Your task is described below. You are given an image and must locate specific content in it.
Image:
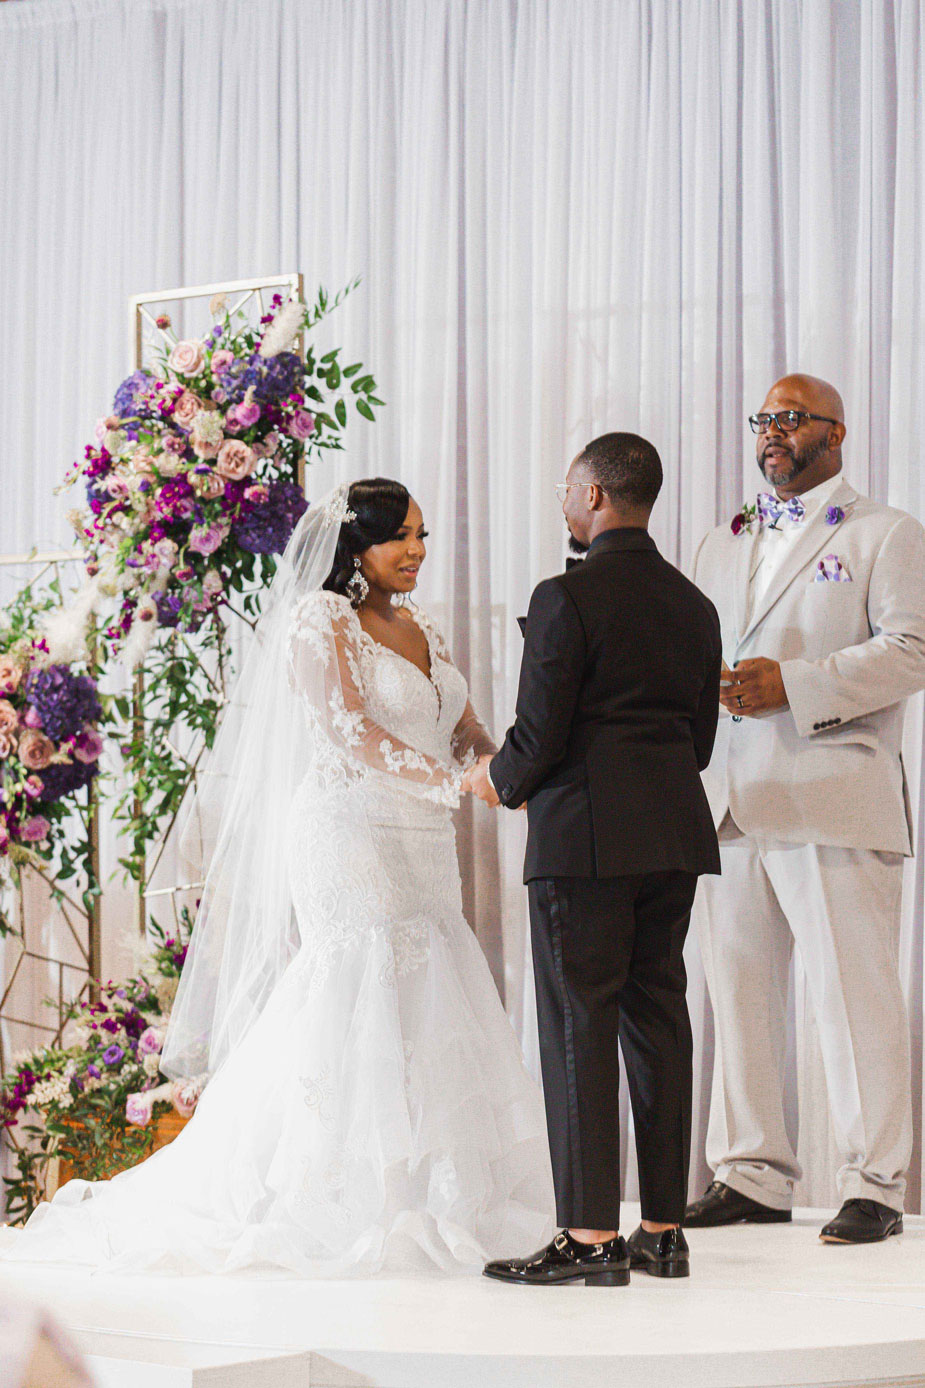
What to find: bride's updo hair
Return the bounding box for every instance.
[322,478,412,597]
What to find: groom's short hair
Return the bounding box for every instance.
[578,432,663,510]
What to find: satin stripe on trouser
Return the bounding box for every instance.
[696,826,912,1212]
[528,871,697,1229]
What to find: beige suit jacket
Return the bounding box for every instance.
[692,478,925,854]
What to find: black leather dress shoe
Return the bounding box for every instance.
[684,1180,792,1228]
[820,1199,904,1244]
[483,1230,630,1286]
[626,1225,690,1278]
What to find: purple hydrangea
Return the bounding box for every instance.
[113,370,156,419]
[154,590,205,633]
[219,350,303,405]
[26,665,102,741]
[37,758,98,804]
[234,480,308,555]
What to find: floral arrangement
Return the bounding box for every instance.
[0,915,195,1221]
[0,579,103,903]
[61,283,381,666]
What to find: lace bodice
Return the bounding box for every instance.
[287,591,495,808]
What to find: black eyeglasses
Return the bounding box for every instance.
[748,410,840,435]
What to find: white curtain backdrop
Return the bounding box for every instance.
[1,0,923,1212]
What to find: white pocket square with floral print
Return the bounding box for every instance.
[812,553,852,582]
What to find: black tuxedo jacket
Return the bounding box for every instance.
[490,528,723,881]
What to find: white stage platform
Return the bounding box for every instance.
[2,1205,925,1388]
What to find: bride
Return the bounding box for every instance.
[5,478,554,1277]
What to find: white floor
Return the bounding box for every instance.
[2,1206,925,1388]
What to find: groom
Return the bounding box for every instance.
[467,433,722,1285]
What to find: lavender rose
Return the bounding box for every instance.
[20,815,50,843]
[73,727,104,765]
[138,1027,165,1056]
[215,439,256,481]
[18,729,55,771]
[168,340,206,377]
[288,409,316,440]
[188,523,227,556]
[126,1092,153,1127]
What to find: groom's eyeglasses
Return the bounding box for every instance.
[748,410,840,435]
[554,482,592,501]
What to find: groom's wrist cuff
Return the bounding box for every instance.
[488,758,512,804]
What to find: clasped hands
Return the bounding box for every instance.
[720,657,788,717]
[460,754,502,807]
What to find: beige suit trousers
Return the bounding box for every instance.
[696,821,912,1212]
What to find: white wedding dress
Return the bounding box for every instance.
[6,593,554,1278]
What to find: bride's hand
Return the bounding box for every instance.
[461,754,500,807]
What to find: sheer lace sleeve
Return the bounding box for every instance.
[287,591,463,806]
[412,609,497,767]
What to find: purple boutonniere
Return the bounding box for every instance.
[731,501,757,536]
[825,505,844,525]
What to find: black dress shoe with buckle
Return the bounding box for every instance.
[626,1224,690,1278]
[819,1199,904,1244]
[684,1180,792,1228]
[483,1230,631,1286]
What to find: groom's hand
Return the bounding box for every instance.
[720,657,788,717]
[461,754,501,807]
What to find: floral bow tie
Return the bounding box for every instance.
[757,492,805,527]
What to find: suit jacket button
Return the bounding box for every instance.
[834,717,841,725]
[813,722,821,730]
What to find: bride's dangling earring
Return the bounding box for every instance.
[347,556,369,608]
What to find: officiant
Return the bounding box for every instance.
[686,374,925,1244]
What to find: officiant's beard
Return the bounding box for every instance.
[568,532,589,555]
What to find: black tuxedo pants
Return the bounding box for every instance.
[528,870,697,1229]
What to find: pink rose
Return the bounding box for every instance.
[132,450,157,479]
[105,475,130,499]
[190,469,226,500]
[24,775,43,798]
[154,538,179,567]
[168,340,205,377]
[0,657,23,695]
[202,569,224,598]
[74,727,104,764]
[20,815,50,844]
[22,706,43,729]
[215,439,256,481]
[126,1092,153,1127]
[171,1077,203,1119]
[288,409,316,441]
[210,350,234,375]
[138,1026,165,1056]
[232,400,261,428]
[0,699,17,734]
[188,523,227,556]
[252,431,280,459]
[0,730,15,760]
[244,484,269,504]
[18,729,55,770]
[174,390,203,430]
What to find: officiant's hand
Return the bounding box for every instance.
[461,754,501,807]
[720,657,788,717]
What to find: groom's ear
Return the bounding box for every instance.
[588,481,607,511]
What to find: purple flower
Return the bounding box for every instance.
[825,505,844,525]
[25,666,102,741]
[730,513,745,535]
[102,1044,124,1067]
[37,758,97,804]
[219,350,303,406]
[86,1064,101,1079]
[113,370,156,419]
[101,1017,120,1034]
[234,480,308,555]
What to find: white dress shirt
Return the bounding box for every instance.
[746,472,845,625]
